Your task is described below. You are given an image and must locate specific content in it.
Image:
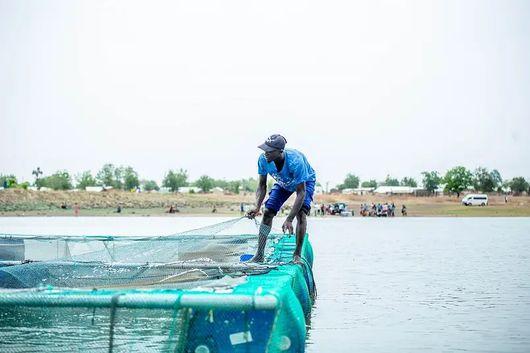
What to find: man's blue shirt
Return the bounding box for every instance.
[258,149,316,192]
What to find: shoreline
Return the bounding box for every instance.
[1,189,529,217]
[1,206,529,218]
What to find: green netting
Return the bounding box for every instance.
[0,218,283,289]
[0,218,315,353]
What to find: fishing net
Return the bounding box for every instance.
[0,218,283,289]
[0,217,315,353]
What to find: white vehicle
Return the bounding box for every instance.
[461,194,488,206]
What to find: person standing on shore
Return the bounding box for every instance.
[246,134,316,263]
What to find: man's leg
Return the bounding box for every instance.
[293,210,307,263]
[250,184,292,262]
[293,180,314,263]
[250,208,275,262]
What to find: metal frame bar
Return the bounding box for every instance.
[0,233,282,242]
[0,291,278,310]
[0,260,280,271]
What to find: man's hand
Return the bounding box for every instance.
[282,219,294,234]
[246,208,261,219]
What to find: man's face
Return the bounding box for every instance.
[265,149,282,163]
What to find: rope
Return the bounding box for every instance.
[108,293,123,353]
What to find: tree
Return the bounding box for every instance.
[444,166,472,197]
[509,177,528,196]
[400,177,417,187]
[75,171,97,190]
[490,169,503,193]
[501,179,511,193]
[213,179,229,189]
[96,164,120,188]
[195,175,215,193]
[122,166,139,190]
[32,167,43,188]
[0,174,17,188]
[240,178,258,192]
[226,180,241,194]
[361,179,377,188]
[473,167,502,193]
[113,166,124,189]
[421,171,441,194]
[383,175,400,186]
[142,180,159,192]
[338,173,360,190]
[162,169,188,192]
[40,170,73,190]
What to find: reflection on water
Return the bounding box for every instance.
[1,217,530,352]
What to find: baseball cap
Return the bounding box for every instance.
[258,134,287,152]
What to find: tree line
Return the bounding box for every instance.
[1,164,529,196]
[337,166,529,196]
[0,164,261,194]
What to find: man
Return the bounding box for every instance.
[246,134,316,263]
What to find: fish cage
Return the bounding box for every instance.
[0,219,315,353]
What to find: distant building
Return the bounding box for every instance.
[85,186,113,192]
[341,187,374,195]
[211,187,224,194]
[374,186,419,195]
[179,186,201,193]
[434,185,445,196]
[86,186,105,192]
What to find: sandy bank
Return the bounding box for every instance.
[0,189,529,217]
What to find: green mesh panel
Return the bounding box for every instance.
[0,218,315,353]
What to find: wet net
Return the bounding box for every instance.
[0,217,316,353]
[0,218,284,289]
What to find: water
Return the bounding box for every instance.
[307,217,530,353]
[1,217,530,352]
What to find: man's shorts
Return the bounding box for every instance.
[264,180,315,215]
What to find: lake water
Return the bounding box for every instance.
[1,216,530,352]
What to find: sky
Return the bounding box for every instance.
[1,0,529,187]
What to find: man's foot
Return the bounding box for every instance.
[292,254,303,264]
[247,255,264,263]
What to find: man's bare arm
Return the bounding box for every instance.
[247,175,267,218]
[281,182,306,234]
[287,182,306,222]
[255,175,267,209]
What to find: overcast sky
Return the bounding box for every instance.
[1,0,529,187]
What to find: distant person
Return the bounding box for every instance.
[116,204,122,213]
[246,134,316,263]
[73,203,80,216]
[212,205,217,213]
[240,203,245,215]
[504,196,508,203]
[401,204,407,216]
